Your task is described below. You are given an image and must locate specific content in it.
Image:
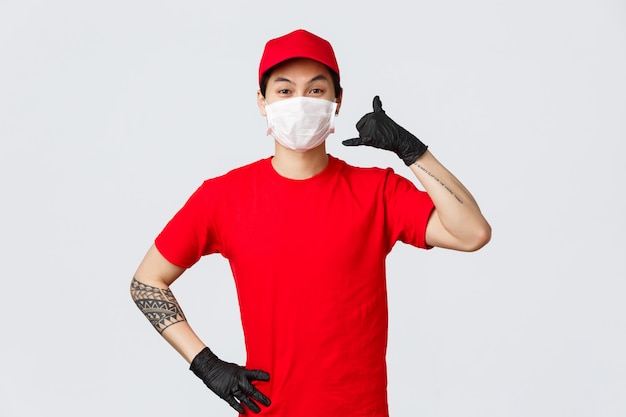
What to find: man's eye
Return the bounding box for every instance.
[310,88,323,94]
[278,89,290,94]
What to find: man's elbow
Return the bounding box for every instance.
[464,222,492,252]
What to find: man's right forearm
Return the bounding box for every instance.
[131,277,187,334]
[130,246,271,413]
[131,276,206,363]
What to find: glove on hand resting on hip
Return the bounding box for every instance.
[190,347,271,414]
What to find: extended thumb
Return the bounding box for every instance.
[373,95,384,113]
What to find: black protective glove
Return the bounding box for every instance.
[342,95,428,166]
[190,347,271,414]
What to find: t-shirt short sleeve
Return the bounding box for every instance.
[154,181,221,268]
[383,169,435,249]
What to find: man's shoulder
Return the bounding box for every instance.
[203,157,270,184]
[330,155,420,195]
[331,155,395,179]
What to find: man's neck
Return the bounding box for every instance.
[271,143,329,180]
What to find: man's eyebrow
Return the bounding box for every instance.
[272,76,294,84]
[309,74,330,83]
[271,74,329,84]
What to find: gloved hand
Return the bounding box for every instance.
[342,95,428,166]
[190,347,271,414]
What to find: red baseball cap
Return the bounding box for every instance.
[258,29,340,85]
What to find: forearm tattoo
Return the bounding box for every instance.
[131,277,187,334]
[414,163,464,204]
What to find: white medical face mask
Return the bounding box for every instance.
[264,97,338,152]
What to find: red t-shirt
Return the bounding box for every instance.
[155,155,434,417]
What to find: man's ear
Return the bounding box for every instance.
[257,90,267,116]
[335,89,343,115]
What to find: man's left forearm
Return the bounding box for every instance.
[410,150,491,250]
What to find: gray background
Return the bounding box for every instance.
[1,0,625,416]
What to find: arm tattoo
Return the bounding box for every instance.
[131,277,187,334]
[414,163,464,204]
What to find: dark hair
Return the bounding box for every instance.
[259,62,342,99]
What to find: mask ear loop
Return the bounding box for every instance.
[329,102,339,133]
[263,100,273,136]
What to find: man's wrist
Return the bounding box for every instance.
[402,143,428,166]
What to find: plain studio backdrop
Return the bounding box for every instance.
[1,1,624,416]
